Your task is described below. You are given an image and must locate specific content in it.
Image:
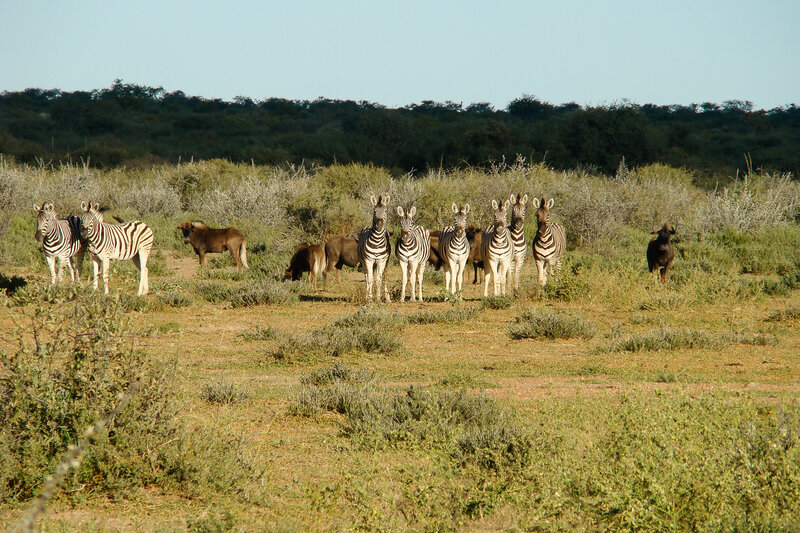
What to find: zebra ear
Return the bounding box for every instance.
[396,206,404,217]
[33,203,41,212]
[409,206,416,218]
[452,203,458,213]
[91,202,100,211]
[492,199,499,210]
[546,198,555,209]
[503,199,510,210]
[521,194,528,204]
[46,203,54,212]
[509,194,516,204]
[532,197,540,208]
[383,195,390,206]
[80,201,89,211]
[463,204,470,214]
[371,195,378,206]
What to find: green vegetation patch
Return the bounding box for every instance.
[508,308,594,340]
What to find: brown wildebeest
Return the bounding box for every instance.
[178,221,248,270]
[466,225,484,284]
[323,235,360,289]
[285,242,327,292]
[647,224,676,282]
[428,229,443,270]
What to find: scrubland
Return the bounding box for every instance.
[1,157,800,531]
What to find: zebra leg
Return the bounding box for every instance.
[456,259,466,293]
[416,263,425,302]
[101,257,111,295]
[483,262,492,298]
[364,258,375,301]
[376,259,389,303]
[45,255,57,284]
[65,256,76,283]
[499,261,509,296]
[445,265,453,295]
[73,247,85,283]
[536,259,547,287]
[399,259,408,302]
[409,260,418,302]
[91,255,101,291]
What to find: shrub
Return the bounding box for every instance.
[228,279,299,307]
[0,291,180,501]
[508,308,594,340]
[480,295,514,310]
[406,306,480,325]
[600,326,713,353]
[200,381,251,404]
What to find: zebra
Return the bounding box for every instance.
[481,199,513,297]
[438,203,471,296]
[531,197,566,287]
[79,201,154,296]
[508,193,528,294]
[357,194,392,303]
[33,202,86,285]
[395,206,430,302]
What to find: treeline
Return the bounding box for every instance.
[1,80,799,181]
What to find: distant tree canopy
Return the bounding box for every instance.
[1,81,798,178]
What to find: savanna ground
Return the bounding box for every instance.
[1,158,800,531]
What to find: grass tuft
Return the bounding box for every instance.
[508,308,594,340]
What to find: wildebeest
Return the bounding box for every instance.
[323,235,361,289]
[284,242,327,292]
[178,221,248,270]
[647,224,676,282]
[428,230,443,270]
[466,225,483,284]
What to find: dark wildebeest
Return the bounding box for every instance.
[647,224,676,282]
[285,242,326,292]
[178,221,248,270]
[322,235,360,289]
[428,229,443,270]
[466,225,484,284]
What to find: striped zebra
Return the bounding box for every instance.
[438,203,471,296]
[33,203,86,284]
[508,193,528,294]
[357,194,392,303]
[395,206,431,302]
[481,199,513,297]
[531,197,566,287]
[79,201,154,296]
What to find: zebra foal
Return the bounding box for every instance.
[531,197,566,287]
[481,199,513,297]
[357,194,392,303]
[395,206,430,302]
[438,203,471,296]
[33,202,86,284]
[79,201,154,296]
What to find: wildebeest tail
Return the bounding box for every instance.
[240,236,249,269]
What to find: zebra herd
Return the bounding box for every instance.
[356,193,567,303]
[34,202,154,296]
[32,193,568,301]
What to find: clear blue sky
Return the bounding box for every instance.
[1,0,797,110]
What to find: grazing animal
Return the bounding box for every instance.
[466,225,483,284]
[323,235,361,288]
[647,224,676,282]
[508,193,528,293]
[395,206,431,302]
[481,199,513,297]
[531,197,566,287]
[428,230,443,270]
[438,203,471,296]
[79,201,154,295]
[33,203,85,284]
[178,221,248,270]
[358,194,392,302]
[285,242,327,291]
